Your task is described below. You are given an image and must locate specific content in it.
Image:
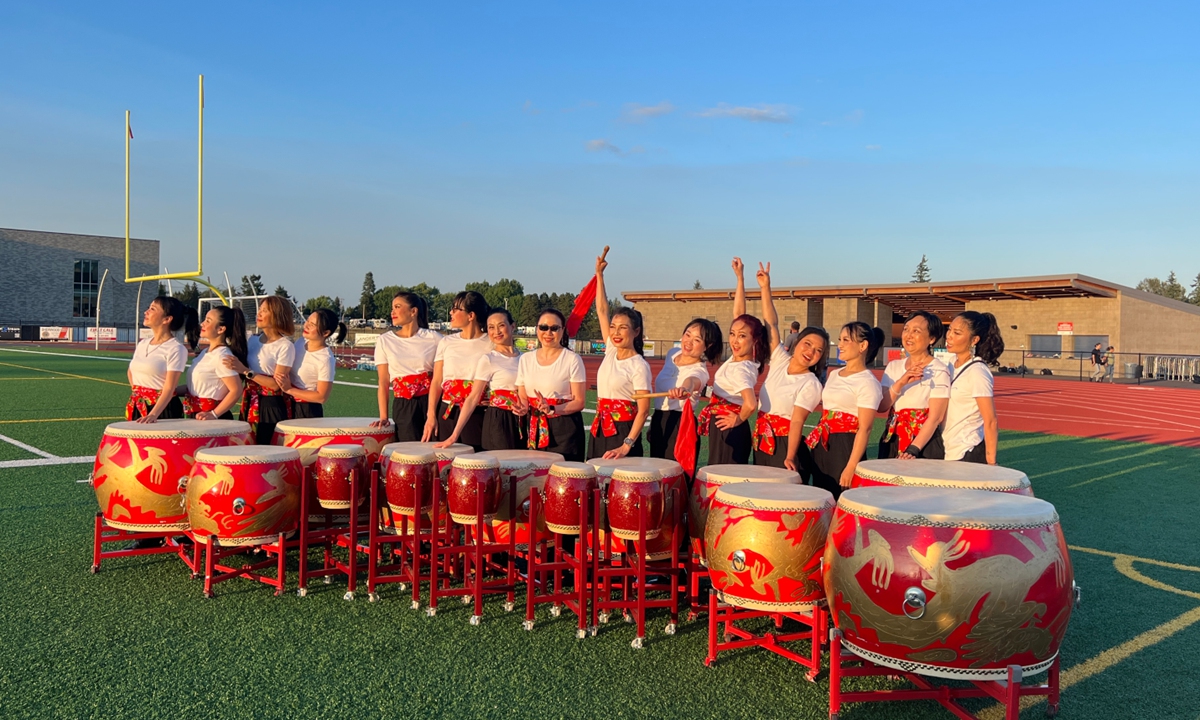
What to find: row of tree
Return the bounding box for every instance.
[1136,272,1200,305]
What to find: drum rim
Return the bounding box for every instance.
[104,419,250,439]
[382,441,472,460]
[610,467,662,483]
[452,454,501,469]
[713,482,834,511]
[696,463,801,484]
[840,638,1059,682]
[388,450,439,464]
[855,458,1031,491]
[585,456,684,477]
[549,461,597,479]
[836,487,1059,529]
[194,445,301,464]
[274,417,395,437]
[477,449,564,469]
[318,444,367,459]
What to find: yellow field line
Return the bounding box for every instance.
[1064,461,1168,489]
[0,416,122,425]
[0,361,126,386]
[0,377,78,381]
[1070,545,1200,573]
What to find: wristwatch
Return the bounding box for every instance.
[244,370,256,381]
[623,437,636,447]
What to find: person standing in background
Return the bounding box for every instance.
[1104,345,1116,383]
[782,321,801,354]
[1090,342,1106,382]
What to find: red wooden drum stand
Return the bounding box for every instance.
[851,458,1034,496]
[296,445,366,600]
[705,591,828,681]
[90,515,200,575]
[427,455,519,625]
[523,462,598,638]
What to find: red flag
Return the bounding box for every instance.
[673,398,698,479]
[565,275,597,338]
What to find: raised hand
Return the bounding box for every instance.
[595,246,610,276]
[732,257,744,278]
[756,261,771,288]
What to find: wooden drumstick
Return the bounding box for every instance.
[631,388,712,401]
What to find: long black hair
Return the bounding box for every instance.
[208,305,249,367]
[732,313,771,375]
[538,308,570,348]
[611,307,645,356]
[843,321,885,365]
[907,310,945,352]
[313,308,347,344]
[684,318,723,364]
[955,310,1005,365]
[794,326,830,376]
[393,291,429,329]
[152,295,200,351]
[453,291,490,332]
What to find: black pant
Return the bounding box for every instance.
[647,410,700,471]
[706,416,752,466]
[292,401,324,420]
[810,431,856,499]
[391,395,429,442]
[537,412,586,462]
[958,443,987,464]
[877,426,945,460]
[438,403,486,451]
[482,407,524,451]
[130,396,184,421]
[589,419,644,459]
[753,435,810,473]
[255,395,290,445]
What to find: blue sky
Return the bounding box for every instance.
[2,1,1199,303]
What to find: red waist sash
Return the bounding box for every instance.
[182,394,219,418]
[698,397,741,436]
[883,407,930,453]
[805,410,860,450]
[590,398,637,438]
[239,382,287,427]
[391,372,432,400]
[488,388,521,412]
[527,398,564,450]
[125,385,161,421]
[753,412,791,455]
[440,379,473,418]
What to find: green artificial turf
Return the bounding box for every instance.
[2,346,1200,719]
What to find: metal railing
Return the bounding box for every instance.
[993,350,1200,385]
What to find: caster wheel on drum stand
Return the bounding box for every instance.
[631,636,644,650]
[589,626,598,637]
[1046,705,1060,718]
[461,595,472,605]
[523,620,535,631]
[664,623,676,635]
[598,612,610,624]
[324,576,332,585]
[368,592,379,603]
[424,606,436,616]
[549,605,562,618]
[204,592,214,599]
[469,615,481,626]
[399,583,408,591]
[297,587,308,598]
[623,612,633,624]
[343,591,355,601]
[190,573,200,580]
[504,602,514,612]
[90,565,99,574]
[686,611,698,622]
[575,628,587,640]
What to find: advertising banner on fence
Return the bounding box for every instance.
[350,332,378,347]
[40,326,69,341]
[0,326,18,340]
[139,328,154,341]
[87,327,118,342]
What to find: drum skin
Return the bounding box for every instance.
[588,457,685,557]
[852,458,1034,496]
[480,450,563,549]
[704,483,834,612]
[186,446,302,546]
[385,451,439,515]
[92,419,252,532]
[824,487,1074,681]
[689,464,800,564]
[273,417,396,468]
[544,462,597,535]
[606,468,664,541]
[447,455,501,525]
[314,445,368,510]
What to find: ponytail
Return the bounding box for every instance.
[394,291,429,329]
[956,311,1005,365]
[153,295,200,351]
[313,308,347,344]
[843,322,885,365]
[210,306,249,367]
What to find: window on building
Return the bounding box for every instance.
[1071,335,1109,360]
[1028,335,1062,358]
[73,260,99,318]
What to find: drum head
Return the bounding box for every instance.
[855,459,1031,493]
[381,441,472,461]
[318,444,366,459]
[696,464,801,485]
[478,450,564,469]
[611,467,662,483]
[274,417,393,435]
[837,486,1059,529]
[195,445,300,464]
[549,461,596,478]
[104,418,250,438]
[714,482,834,511]
[586,457,684,478]
[452,453,500,469]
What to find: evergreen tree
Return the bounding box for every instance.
[274,285,290,297]
[693,280,703,290]
[911,255,931,283]
[239,274,266,296]
[1191,273,1200,305]
[1164,272,1186,301]
[360,272,376,319]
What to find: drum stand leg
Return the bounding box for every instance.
[704,590,826,680]
[90,513,187,574]
[201,532,288,598]
[524,491,592,638]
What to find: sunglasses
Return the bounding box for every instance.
[538,324,562,333]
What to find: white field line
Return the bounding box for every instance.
[0,432,55,458]
[1,456,95,470]
[0,347,127,362]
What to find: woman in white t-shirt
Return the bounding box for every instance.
[806,322,885,498]
[516,308,588,462]
[701,258,769,465]
[877,311,950,460]
[749,263,828,471]
[285,309,346,420]
[370,292,443,442]
[437,309,528,451]
[177,305,246,420]
[942,311,1004,464]
[126,296,197,423]
[589,250,654,459]
[224,295,296,444]
[647,318,721,467]
[428,291,492,449]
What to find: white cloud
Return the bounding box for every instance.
[622,101,674,122]
[864,144,882,151]
[522,100,542,116]
[584,139,644,156]
[697,103,791,123]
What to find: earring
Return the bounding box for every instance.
[970,343,977,357]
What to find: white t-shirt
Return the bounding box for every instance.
[596,345,653,402]
[292,340,336,392]
[515,348,587,401]
[712,359,759,404]
[758,345,822,417]
[248,335,296,376]
[881,357,951,411]
[187,347,239,401]
[821,368,883,416]
[474,351,521,392]
[653,348,710,412]
[373,328,443,382]
[435,334,493,382]
[129,337,188,390]
[943,360,994,461]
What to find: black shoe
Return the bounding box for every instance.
[125,537,165,550]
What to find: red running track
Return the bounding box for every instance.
[580,356,1200,448]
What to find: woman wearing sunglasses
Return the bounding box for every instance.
[515,308,588,461]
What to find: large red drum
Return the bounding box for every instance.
[824,486,1075,681]
[479,450,563,549]
[273,417,396,468]
[704,483,834,612]
[690,464,800,564]
[314,444,368,510]
[543,462,598,535]
[186,445,302,546]
[379,442,471,535]
[92,419,252,532]
[607,467,664,541]
[447,454,502,525]
[588,457,686,558]
[852,459,1033,496]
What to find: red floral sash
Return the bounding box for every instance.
[239,382,287,427]
[590,398,637,437]
[805,410,860,450]
[883,407,930,453]
[698,397,741,436]
[440,379,473,419]
[527,398,564,450]
[753,413,792,455]
[182,394,218,418]
[391,372,432,400]
[125,385,161,421]
[488,388,520,412]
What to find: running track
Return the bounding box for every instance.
[580,356,1200,449]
